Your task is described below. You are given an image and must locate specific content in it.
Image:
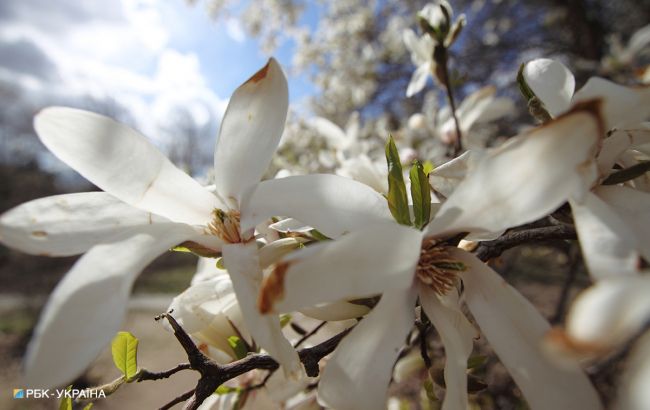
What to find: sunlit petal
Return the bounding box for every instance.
[34,108,219,225]
[24,226,193,388]
[523,58,575,117]
[213,58,288,206]
[259,223,422,315]
[241,174,393,238]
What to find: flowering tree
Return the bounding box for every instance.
[1,1,650,409]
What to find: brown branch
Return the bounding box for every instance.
[474,224,577,262]
[294,321,327,348]
[137,363,191,382]
[160,389,195,410]
[155,312,352,410]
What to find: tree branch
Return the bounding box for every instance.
[474,224,577,262]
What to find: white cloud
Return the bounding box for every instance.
[0,0,229,176]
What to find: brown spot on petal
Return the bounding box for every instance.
[545,327,609,359]
[245,61,270,84]
[258,262,289,314]
[31,230,47,238]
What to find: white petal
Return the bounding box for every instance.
[565,277,650,352]
[570,191,643,279]
[336,154,388,195]
[222,243,303,379]
[0,192,173,256]
[299,300,370,322]
[573,78,650,131]
[268,218,313,234]
[213,58,288,206]
[596,127,650,177]
[318,287,417,410]
[523,59,575,117]
[419,285,476,410]
[25,226,193,388]
[406,63,431,97]
[241,174,393,238]
[428,150,478,198]
[259,223,422,315]
[312,116,347,148]
[427,104,602,237]
[595,185,650,261]
[456,249,603,410]
[34,108,219,225]
[618,332,650,410]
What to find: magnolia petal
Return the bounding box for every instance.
[403,29,431,66]
[336,154,388,195]
[241,174,393,238]
[523,59,575,117]
[34,107,219,225]
[573,78,650,131]
[318,287,417,410]
[565,277,650,352]
[0,192,175,256]
[595,185,650,261]
[222,243,303,379]
[456,249,603,410]
[213,58,288,206]
[312,116,347,148]
[428,150,477,198]
[618,332,650,410]
[299,300,370,322]
[406,63,431,97]
[25,226,192,388]
[260,223,422,315]
[427,104,602,237]
[597,128,650,177]
[419,285,476,410]
[570,191,643,279]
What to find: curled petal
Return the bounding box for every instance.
[523,58,575,117]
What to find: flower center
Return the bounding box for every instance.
[206,209,242,243]
[416,237,465,295]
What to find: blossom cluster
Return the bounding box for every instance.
[1,2,650,409]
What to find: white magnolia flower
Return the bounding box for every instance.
[0,58,302,388]
[522,58,650,279]
[243,104,606,410]
[403,28,435,97]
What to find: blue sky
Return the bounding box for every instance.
[0,0,317,171]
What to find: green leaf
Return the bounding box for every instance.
[602,161,650,185]
[410,160,432,230]
[309,228,332,241]
[279,314,292,328]
[516,63,535,101]
[215,385,242,395]
[228,336,248,360]
[216,257,225,270]
[422,161,435,176]
[467,355,488,369]
[58,386,72,410]
[385,135,411,226]
[82,404,94,410]
[111,332,139,382]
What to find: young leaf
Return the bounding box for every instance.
[410,160,432,230]
[228,336,248,360]
[422,160,435,176]
[215,385,242,395]
[111,331,139,382]
[279,313,292,328]
[58,386,72,410]
[83,404,94,410]
[385,135,411,226]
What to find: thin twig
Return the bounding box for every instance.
[159,389,194,410]
[137,363,192,382]
[474,224,577,262]
[294,321,327,348]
